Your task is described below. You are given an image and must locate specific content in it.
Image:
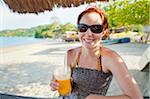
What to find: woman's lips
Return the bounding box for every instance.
[84,39,94,44]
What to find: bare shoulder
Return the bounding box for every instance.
[101,47,121,59]
[67,46,81,56]
[101,47,126,71]
[67,46,81,67]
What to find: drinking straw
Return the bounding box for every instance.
[64,52,68,74]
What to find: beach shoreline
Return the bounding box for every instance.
[0,41,149,97]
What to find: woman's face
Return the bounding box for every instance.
[78,12,103,49]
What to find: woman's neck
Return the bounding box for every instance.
[81,47,97,57]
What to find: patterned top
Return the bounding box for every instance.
[59,49,113,99]
[70,67,113,99]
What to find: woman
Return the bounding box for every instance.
[50,7,143,99]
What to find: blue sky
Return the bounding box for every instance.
[0,1,107,31]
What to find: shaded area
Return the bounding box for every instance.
[0,62,58,97]
[0,91,149,99]
[106,43,149,56]
[141,63,150,72]
[107,70,149,98]
[32,47,67,56]
[0,93,50,99]
[31,42,76,56]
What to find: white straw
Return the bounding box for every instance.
[64,51,67,73]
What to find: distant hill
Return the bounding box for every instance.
[0,25,49,37]
[0,23,77,39]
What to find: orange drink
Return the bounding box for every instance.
[57,78,72,96]
[54,67,71,96]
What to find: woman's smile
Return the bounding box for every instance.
[82,37,97,49]
[84,38,94,44]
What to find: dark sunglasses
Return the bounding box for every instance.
[77,24,103,34]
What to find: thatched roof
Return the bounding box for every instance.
[4,0,109,14]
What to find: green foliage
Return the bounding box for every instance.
[133,24,143,33]
[103,0,149,28]
[0,23,77,39]
[63,23,77,32]
[39,22,77,38]
[35,31,43,38]
[0,28,35,37]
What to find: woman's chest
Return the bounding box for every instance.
[78,57,98,70]
[72,68,112,88]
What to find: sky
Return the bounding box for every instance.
[0,1,108,31]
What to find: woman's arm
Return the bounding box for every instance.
[86,50,143,99]
[86,94,131,99]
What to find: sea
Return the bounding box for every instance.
[0,37,46,47]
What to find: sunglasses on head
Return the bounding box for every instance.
[77,24,103,34]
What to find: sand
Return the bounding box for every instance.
[0,41,149,98]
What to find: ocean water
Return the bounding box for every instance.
[0,37,44,47]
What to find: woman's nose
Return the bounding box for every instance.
[86,28,93,36]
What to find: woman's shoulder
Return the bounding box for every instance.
[67,46,81,58]
[101,47,119,58]
[67,46,81,67]
[101,47,125,73]
[67,46,81,56]
[101,46,111,52]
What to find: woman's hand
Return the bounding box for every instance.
[50,76,59,91]
[50,76,73,91]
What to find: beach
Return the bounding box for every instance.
[0,41,149,98]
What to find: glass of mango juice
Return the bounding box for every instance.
[54,66,72,96]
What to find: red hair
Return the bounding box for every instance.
[77,7,109,39]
